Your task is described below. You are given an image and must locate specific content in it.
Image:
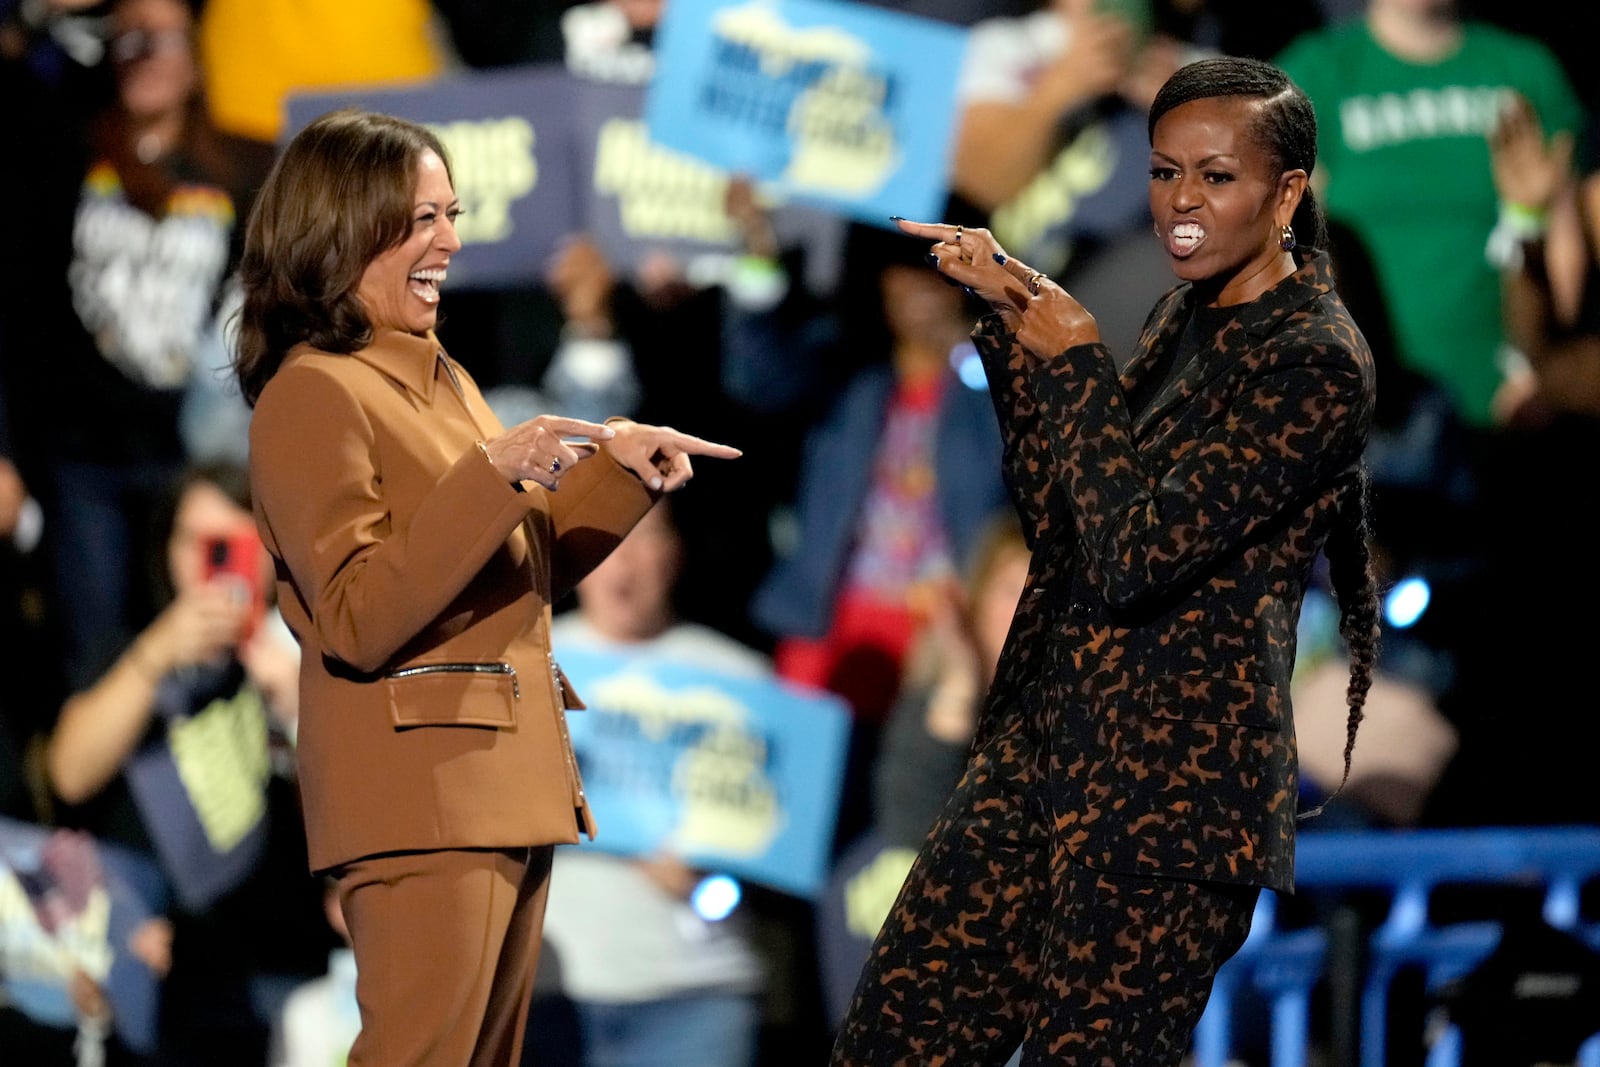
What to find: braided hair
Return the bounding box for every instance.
[1301,469,1381,819]
[1150,57,1380,818]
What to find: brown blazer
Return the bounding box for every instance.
[249,327,655,873]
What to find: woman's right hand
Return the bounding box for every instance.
[138,583,251,676]
[482,415,616,490]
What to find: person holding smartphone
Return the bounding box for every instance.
[42,460,325,1066]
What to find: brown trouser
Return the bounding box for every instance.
[832,718,1259,1066]
[334,845,554,1067]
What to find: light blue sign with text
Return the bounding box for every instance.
[559,647,850,899]
[645,0,969,225]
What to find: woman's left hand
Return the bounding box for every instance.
[894,219,1030,327]
[895,218,1102,362]
[604,421,742,492]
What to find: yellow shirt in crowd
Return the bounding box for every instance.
[198,0,446,143]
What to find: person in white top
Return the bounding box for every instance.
[542,500,768,1067]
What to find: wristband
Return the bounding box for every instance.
[725,254,789,312]
[1500,201,1550,237]
[1485,202,1549,271]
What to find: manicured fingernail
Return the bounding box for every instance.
[599,427,616,438]
[650,477,663,490]
[925,253,939,267]
[890,215,904,221]
[993,253,1007,264]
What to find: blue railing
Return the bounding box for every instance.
[1191,825,1600,1067]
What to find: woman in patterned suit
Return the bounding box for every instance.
[833,56,1380,1065]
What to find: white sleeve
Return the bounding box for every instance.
[955,12,1068,105]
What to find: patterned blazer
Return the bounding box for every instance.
[972,251,1375,892]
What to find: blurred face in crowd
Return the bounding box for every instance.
[167,480,266,598]
[110,0,197,119]
[576,505,682,642]
[881,263,966,350]
[1149,96,1304,305]
[614,0,664,29]
[355,148,462,335]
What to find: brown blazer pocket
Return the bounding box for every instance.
[385,661,521,729]
[1137,673,1280,730]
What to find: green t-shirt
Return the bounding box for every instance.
[1276,20,1583,427]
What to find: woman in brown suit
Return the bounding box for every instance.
[232,107,739,1067]
[833,57,1381,1064]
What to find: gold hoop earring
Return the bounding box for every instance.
[1280,224,1297,252]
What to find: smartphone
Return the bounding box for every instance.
[204,528,267,641]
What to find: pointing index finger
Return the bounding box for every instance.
[665,429,742,458]
[893,217,959,243]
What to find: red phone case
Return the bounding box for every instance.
[204,529,267,640]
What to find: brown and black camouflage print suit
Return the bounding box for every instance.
[832,251,1375,1066]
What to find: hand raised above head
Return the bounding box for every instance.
[482,415,614,490]
[1488,91,1573,217]
[603,420,742,493]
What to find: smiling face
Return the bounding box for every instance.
[575,504,682,642]
[354,148,462,335]
[1149,95,1305,306]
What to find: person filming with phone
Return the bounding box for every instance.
[43,459,326,1065]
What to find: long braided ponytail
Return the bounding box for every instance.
[1299,468,1380,820]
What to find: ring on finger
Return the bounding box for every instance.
[549,457,562,475]
[952,225,963,245]
[1025,269,1045,295]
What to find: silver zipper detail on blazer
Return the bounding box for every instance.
[386,662,521,700]
[547,652,587,805]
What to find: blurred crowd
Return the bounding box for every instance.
[1,0,1597,1064]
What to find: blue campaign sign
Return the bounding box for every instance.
[557,646,851,899]
[645,0,969,226]
[283,65,582,291]
[568,76,849,294]
[0,820,167,1054]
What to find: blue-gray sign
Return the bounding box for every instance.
[284,65,581,291]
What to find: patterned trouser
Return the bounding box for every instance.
[830,716,1260,1066]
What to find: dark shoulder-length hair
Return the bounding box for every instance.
[232,107,452,406]
[1148,55,1327,254]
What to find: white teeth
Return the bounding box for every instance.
[1169,221,1204,251]
[409,268,444,304]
